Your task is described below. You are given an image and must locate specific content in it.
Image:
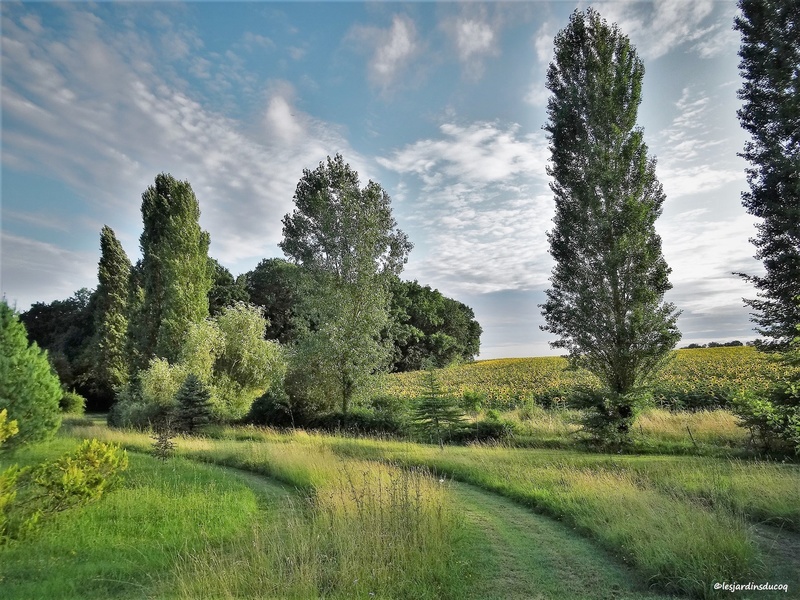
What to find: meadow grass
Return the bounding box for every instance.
[66,421,800,598]
[327,436,799,599]
[0,443,263,599]
[65,422,471,599]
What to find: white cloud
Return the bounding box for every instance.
[594,0,719,59]
[1,232,98,309]
[441,7,500,80]
[379,121,548,186]
[1,5,360,281]
[379,121,552,295]
[374,18,416,78]
[654,87,744,199]
[349,14,419,91]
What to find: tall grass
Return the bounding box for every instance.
[68,422,800,598]
[67,424,469,598]
[169,461,463,599]
[328,438,787,599]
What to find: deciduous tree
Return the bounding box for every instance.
[92,226,131,403]
[135,173,212,365]
[280,154,412,413]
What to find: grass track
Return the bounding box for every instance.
[452,482,674,600]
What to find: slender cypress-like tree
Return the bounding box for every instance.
[734,0,800,348]
[136,174,212,365]
[92,226,131,403]
[540,9,681,399]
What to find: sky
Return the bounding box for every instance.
[1,0,764,359]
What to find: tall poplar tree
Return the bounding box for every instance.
[735,0,800,347]
[540,10,680,401]
[92,226,131,403]
[136,173,212,365]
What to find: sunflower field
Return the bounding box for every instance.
[382,347,798,411]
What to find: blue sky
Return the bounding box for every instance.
[1,1,762,359]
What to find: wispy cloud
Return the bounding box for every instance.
[655,87,743,199]
[1,4,359,278]
[440,6,501,81]
[594,0,719,59]
[379,121,551,295]
[348,14,420,92]
[1,232,98,308]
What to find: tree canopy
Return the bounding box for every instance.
[136,173,212,365]
[280,154,413,412]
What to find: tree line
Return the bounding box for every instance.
[16,157,481,430]
[2,1,797,450]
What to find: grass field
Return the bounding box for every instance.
[57,418,800,600]
[3,344,799,599]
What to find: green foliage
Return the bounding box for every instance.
[280,154,412,282]
[0,410,20,543]
[412,370,466,448]
[0,300,62,448]
[175,374,213,434]
[0,409,19,446]
[288,276,393,414]
[735,0,800,347]
[388,279,482,371]
[246,385,297,428]
[91,225,131,405]
[151,429,177,461]
[732,332,800,454]
[60,390,86,415]
[2,439,128,543]
[112,303,285,427]
[570,388,650,450]
[244,258,307,343]
[281,155,411,413]
[135,173,212,366]
[20,288,97,404]
[31,439,128,511]
[208,257,249,316]
[540,9,680,440]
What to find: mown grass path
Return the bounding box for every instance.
[450,482,673,600]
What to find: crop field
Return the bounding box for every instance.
[382,347,798,409]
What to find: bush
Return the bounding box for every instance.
[246,385,300,428]
[0,300,62,448]
[570,388,651,450]
[60,390,86,415]
[310,408,409,436]
[733,385,800,454]
[450,417,516,444]
[2,439,128,542]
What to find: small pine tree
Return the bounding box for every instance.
[175,373,212,434]
[151,427,176,461]
[412,369,465,449]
